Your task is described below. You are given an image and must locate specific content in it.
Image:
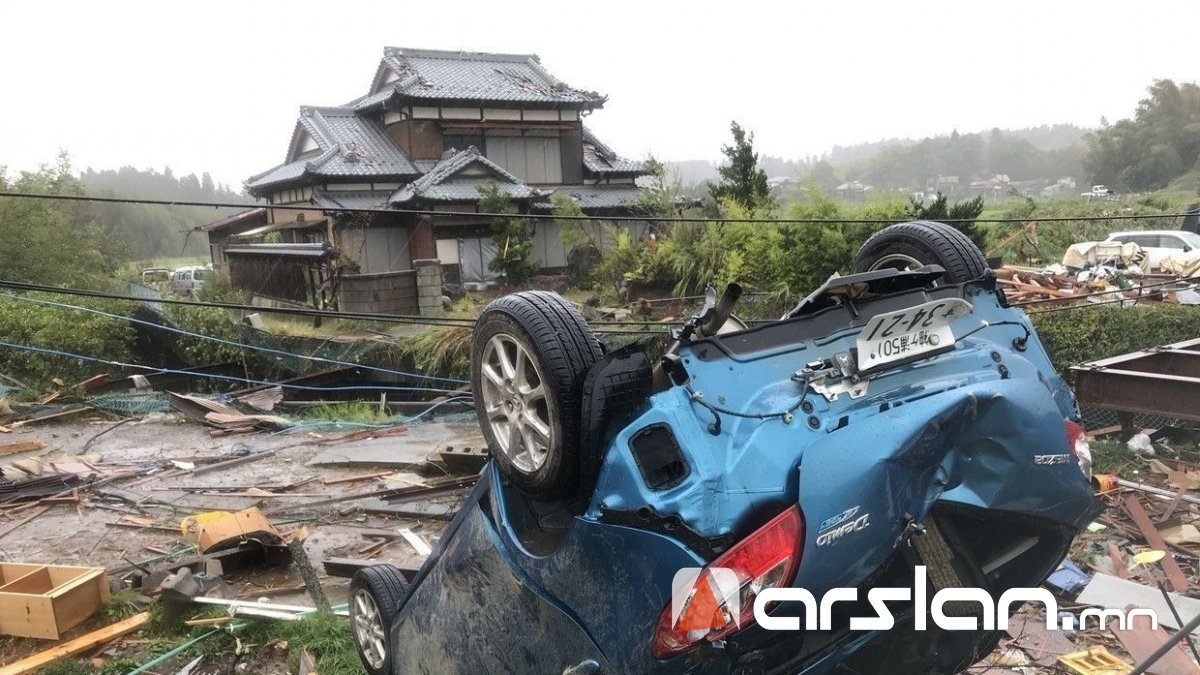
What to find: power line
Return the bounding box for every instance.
[0,190,1193,225]
[0,292,470,385]
[0,278,679,333]
[0,339,464,395]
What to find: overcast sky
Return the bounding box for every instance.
[2,0,1197,188]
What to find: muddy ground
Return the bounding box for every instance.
[0,413,483,671]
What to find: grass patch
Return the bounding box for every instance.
[298,401,390,424]
[397,326,472,378]
[234,612,359,675]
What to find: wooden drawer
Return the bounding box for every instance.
[0,563,109,639]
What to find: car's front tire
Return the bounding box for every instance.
[350,565,409,675]
[852,220,989,283]
[470,291,602,500]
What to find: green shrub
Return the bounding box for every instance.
[0,293,136,389]
[1030,304,1200,375]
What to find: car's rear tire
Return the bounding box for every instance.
[471,291,603,500]
[852,220,989,283]
[350,565,408,675]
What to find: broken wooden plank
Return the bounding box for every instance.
[323,471,393,486]
[1125,495,1191,592]
[190,450,276,476]
[1108,542,1130,580]
[9,407,92,429]
[0,440,46,456]
[399,528,432,556]
[0,505,51,541]
[1111,604,1200,675]
[318,425,408,445]
[1006,613,1077,668]
[0,612,149,675]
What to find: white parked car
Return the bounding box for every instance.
[171,266,212,295]
[1104,230,1200,270]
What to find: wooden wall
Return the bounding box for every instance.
[386,120,443,161]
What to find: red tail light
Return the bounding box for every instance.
[652,505,804,659]
[1065,419,1092,476]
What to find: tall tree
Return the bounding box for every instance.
[478,182,536,287]
[709,121,774,214]
[1085,79,1200,191]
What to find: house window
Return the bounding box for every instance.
[444,131,484,153]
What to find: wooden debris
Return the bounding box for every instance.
[399,528,432,556]
[1005,613,1077,668]
[1124,495,1191,592]
[1058,646,1132,674]
[1111,605,1200,675]
[183,616,232,627]
[299,648,318,675]
[318,425,408,445]
[323,471,393,486]
[190,450,276,476]
[0,440,46,456]
[9,407,92,429]
[0,505,51,541]
[0,612,149,675]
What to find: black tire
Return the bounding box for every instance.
[851,220,989,284]
[471,291,602,500]
[349,565,408,675]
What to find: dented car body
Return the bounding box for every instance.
[367,267,1099,674]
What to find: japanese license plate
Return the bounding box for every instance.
[856,298,973,373]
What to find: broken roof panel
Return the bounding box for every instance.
[362,48,607,110]
[197,207,267,232]
[582,127,647,176]
[247,107,418,194]
[539,185,647,211]
[391,147,532,203]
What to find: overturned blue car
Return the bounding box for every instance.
[348,221,1099,674]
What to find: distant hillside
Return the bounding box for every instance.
[79,165,251,260]
[666,123,1091,192]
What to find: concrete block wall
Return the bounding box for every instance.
[414,258,444,318]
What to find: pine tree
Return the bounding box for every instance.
[709,121,774,214]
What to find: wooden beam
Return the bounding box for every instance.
[0,612,149,675]
[0,505,51,542]
[1124,495,1191,592]
[0,440,46,456]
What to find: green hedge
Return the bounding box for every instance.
[1031,305,1200,375]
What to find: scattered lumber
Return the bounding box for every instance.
[323,470,393,485]
[1124,495,1190,593]
[0,440,46,456]
[0,611,149,675]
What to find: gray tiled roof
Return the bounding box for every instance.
[247,107,417,194]
[582,127,647,176]
[390,146,532,203]
[360,48,606,110]
[538,184,647,210]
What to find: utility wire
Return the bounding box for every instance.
[0,191,1193,225]
[0,278,677,333]
[0,339,463,395]
[0,292,470,385]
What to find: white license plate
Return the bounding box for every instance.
[856,298,974,373]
